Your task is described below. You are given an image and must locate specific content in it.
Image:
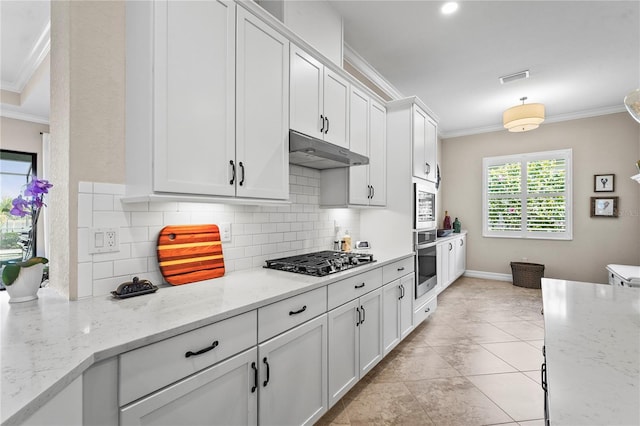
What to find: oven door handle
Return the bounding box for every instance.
[415,241,437,250]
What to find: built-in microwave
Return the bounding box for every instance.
[414,182,436,230]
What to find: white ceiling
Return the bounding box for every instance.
[1,1,638,137]
[329,0,640,137]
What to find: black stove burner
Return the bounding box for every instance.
[264,251,375,276]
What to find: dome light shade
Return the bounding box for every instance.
[503,98,545,132]
[624,89,640,123]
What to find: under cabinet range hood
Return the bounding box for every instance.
[289,130,369,169]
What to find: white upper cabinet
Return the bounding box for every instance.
[346,87,386,206]
[125,1,289,202]
[412,105,438,183]
[236,7,290,200]
[290,45,349,148]
[152,0,236,196]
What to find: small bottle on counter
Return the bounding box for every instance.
[443,211,452,229]
[453,217,461,233]
[342,230,352,252]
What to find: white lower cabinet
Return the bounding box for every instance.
[437,233,466,293]
[120,347,258,425]
[328,287,383,407]
[258,314,328,426]
[382,273,415,355]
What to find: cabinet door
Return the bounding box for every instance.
[290,45,323,139]
[153,0,235,196]
[348,87,370,205]
[437,242,451,290]
[259,314,328,426]
[382,280,401,356]
[120,347,258,426]
[359,287,383,377]
[412,106,427,180]
[424,115,438,182]
[328,300,360,407]
[447,240,456,287]
[236,8,289,200]
[323,68,350,148]
[399,273,415,340]
[368,100,387,206]
[455,235,466,278]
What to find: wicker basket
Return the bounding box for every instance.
[510,262,545,289]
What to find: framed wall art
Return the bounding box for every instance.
[594,174,615,192]
[590,196,618,217]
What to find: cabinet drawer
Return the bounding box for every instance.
[119,310,257,406]
[328,267,383,310]
[382,257,415,284]
[413,294,437,327]
[258,286,327,342]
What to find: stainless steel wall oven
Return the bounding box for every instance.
[415,229,437,299]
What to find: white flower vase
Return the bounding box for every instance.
[5,263,44,303]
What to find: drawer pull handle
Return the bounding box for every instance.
[263,357,270,387]
[397,267,405,271]
[289,305,307,315]
[251,362,258,393]
[425,307,430,313]
[354,283,365,289]
[185,340,219,358]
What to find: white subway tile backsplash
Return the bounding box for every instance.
[93,182,126,195]
[77,262,93,298]
[93,194,114,211]
[131,212,163,227]
[78,181,93,193]
[77,167,360,296]
[93,262,114,280]
[78,193,93,228]
[113,258,148,276]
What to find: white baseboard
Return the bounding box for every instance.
[463,270,513,282]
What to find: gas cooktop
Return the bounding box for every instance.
[264,251,375,277]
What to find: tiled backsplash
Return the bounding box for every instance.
[77,165,360,297]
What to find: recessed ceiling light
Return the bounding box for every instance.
[441,2,459,15]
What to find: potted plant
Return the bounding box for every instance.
[2,176,52,302]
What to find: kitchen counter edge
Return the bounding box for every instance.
[0,251,412,425]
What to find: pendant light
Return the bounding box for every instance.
[503,97,545,132]
[624,89,640,123]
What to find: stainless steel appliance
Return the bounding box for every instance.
[415,230,437,298]
[414,182,436,230]
[264,251,375,276]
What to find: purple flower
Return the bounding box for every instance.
[6,176,54,260]
[9,195,30,217]
[24,178,52,197]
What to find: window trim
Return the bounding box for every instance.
[482,148,573,240]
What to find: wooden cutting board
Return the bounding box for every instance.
[157,224,225,285]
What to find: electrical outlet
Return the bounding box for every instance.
[89,228,119,254]
[220,223,231,242]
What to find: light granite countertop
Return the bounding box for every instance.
[541,278,640,425]
[1,251,412,425]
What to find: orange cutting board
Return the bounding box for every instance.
[157,224,225,285]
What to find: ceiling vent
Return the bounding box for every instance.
[499,70,530,85]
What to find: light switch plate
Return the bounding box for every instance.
[220,223,231,242]
[89,228,119,253]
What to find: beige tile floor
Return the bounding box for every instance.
[316,277,546,426]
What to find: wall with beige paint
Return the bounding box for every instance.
[440,112,640,283]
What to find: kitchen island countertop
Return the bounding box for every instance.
[541,278,640,425]
[1,251,412,425]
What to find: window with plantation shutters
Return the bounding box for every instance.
[483,149,572,240]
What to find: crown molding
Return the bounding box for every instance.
[0,108,49,125]
[1,21,50,93]
[440,105,629,139]
[343,43,404,101]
